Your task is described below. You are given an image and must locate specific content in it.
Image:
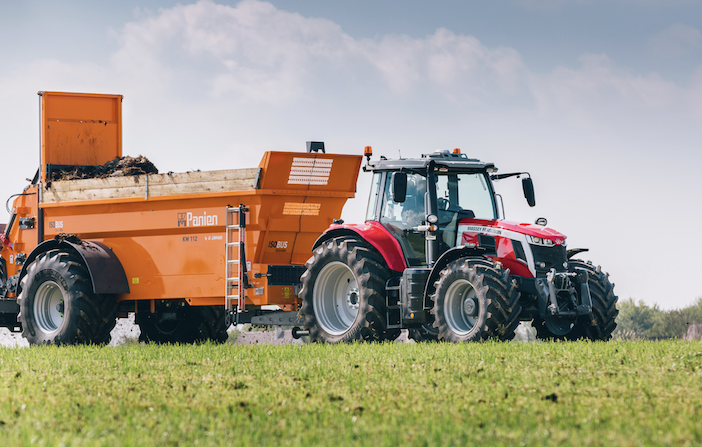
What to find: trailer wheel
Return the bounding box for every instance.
[431,257,521,342]
[408,322,440,342]
[137,305,228,344]
[300,236,389,343]
[569,260,618,340]
[18,249,116,345]
[191,306,229,343]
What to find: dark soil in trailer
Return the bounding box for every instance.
[51,155,159,180]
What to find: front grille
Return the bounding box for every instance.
[530,244,567,274]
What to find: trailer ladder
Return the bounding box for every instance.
[225,205,248,326]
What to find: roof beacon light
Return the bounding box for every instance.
[364,146,373,162]
[453,148,461,154]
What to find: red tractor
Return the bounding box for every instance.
[298,148,618,343]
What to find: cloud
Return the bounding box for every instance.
[649,23,702,58]
[528,53,691,128]
[106,0,528,105]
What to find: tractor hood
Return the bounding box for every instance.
[458,218,567,245]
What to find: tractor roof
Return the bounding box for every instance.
[367,150,495,172]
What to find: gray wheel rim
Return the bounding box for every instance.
[34,280,65,334]
[313,261,359,336]
[444,279,478,336]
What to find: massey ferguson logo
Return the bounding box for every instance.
[177,211,218,227]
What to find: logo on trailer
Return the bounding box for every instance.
[268,240,289,252]
[178,211,218,227]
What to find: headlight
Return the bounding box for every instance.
[527,235,555,247]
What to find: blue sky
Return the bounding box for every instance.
[1,0,702,309]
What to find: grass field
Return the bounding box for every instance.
[1,340,701,446]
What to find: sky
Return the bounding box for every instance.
[1,0,702,309]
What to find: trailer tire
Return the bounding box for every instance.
[431,257,521,342]
[300,236,389,343]
[191,306,229,343]
[18,249,116,345]
[137,305,228,344]
[408,323,440,342]
[570,260,618,340]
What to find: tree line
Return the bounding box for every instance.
[613,298,702,340]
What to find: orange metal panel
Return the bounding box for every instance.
[1,145,362,309]
[40,91,122,182]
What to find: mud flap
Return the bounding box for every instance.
[20,236,129,295]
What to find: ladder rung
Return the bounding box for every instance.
[227,260,239,264]
[226,243,240,248]
[227,225,240,229]
[227,207,241,212]
[226,295,240,299]
[227,277,239,282]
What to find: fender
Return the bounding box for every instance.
[312,222,407,273]
[424,245,492,306]
[20,236,129,295]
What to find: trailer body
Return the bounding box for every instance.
[0,92,361,342]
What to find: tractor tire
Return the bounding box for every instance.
[299,236,390,343]
[532,260,618,341]
[431,257,521,342]
[408,323,440,342]
[570,260,618,340]
[137,305,229,344]
[18,249,117,345]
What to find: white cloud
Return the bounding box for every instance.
[649,23,702,58]
[106,0,528,105]
[529,53,688,127]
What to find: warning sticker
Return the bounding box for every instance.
[283,202,321,216]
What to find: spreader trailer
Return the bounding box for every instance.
[0,92,361,344]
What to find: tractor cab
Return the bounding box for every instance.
[364,149,527,268]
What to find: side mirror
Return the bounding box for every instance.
[391,172,407,203]
[522,177,536,207]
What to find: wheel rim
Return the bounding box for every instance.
[313,261,359,336]
[444,279,479,336]
[33,281,65,334]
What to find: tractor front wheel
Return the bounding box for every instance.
[570,260,618,340]
[299,236,390,343]
[431,257,521,342]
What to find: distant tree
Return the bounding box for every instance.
[613,298,659,340]
[614,297,702,340]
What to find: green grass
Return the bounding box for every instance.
[1,340,702,446]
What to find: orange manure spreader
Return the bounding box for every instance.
[0,92,361,344]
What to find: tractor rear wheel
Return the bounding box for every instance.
[18,249,117,345]
[137,305,229,344]
[299,236,390,343]
[431,257,521,342]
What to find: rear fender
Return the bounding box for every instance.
[312,222,407,273]
[20,237,129,295]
